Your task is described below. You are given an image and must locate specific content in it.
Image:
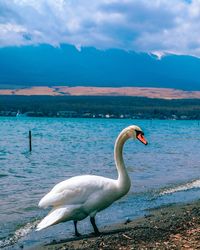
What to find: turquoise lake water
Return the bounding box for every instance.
[0,117,200,249]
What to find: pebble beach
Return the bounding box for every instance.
[36,200,200,250]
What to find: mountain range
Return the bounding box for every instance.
[0,44,200,91]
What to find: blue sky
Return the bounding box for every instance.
[0,0,200,57]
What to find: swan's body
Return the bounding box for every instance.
[37,125,147,235]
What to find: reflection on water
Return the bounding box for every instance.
[0,117,200,248]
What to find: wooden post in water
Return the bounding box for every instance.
[29,130,32,152]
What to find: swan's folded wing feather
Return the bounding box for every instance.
[36,206,67,230]
[38,175,117,208]
[38,188,83,208]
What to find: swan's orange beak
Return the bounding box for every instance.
[136,133,148,145]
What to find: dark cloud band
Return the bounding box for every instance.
[0,0,199,57]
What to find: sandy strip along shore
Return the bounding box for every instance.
[0,86,200,99]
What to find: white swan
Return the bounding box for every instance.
[36,125,148,236]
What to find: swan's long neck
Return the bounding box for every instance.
[114,129,131,195]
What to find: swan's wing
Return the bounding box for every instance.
[38,188,82,208]
[38,175,116,208]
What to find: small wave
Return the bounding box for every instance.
[0,220,39,248]
[14,175,26,179]
[0,174,8,178]
[160,179,200,195]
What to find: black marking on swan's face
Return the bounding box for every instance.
[135,129,148,145]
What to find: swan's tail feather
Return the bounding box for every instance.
[36,207,69,231]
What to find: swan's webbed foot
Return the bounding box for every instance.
[90,217,101,236]
[73,220,81,237]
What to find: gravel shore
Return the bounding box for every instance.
[37,200,200,250]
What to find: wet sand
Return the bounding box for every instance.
[37,200,200,250]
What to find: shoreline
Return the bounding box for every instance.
[36,200,200,250]
[1,95,200,120]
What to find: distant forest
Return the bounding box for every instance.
[0,95,200,120]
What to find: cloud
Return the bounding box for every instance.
[0,0,200,56]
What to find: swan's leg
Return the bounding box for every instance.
[73,220,81,237]
[90,217,100,235]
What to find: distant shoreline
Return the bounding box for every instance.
[1,95,200,120]
[0,86,200,99]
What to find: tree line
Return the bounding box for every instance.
[0,95,200,119]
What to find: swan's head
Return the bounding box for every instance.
[126,125,148,145]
